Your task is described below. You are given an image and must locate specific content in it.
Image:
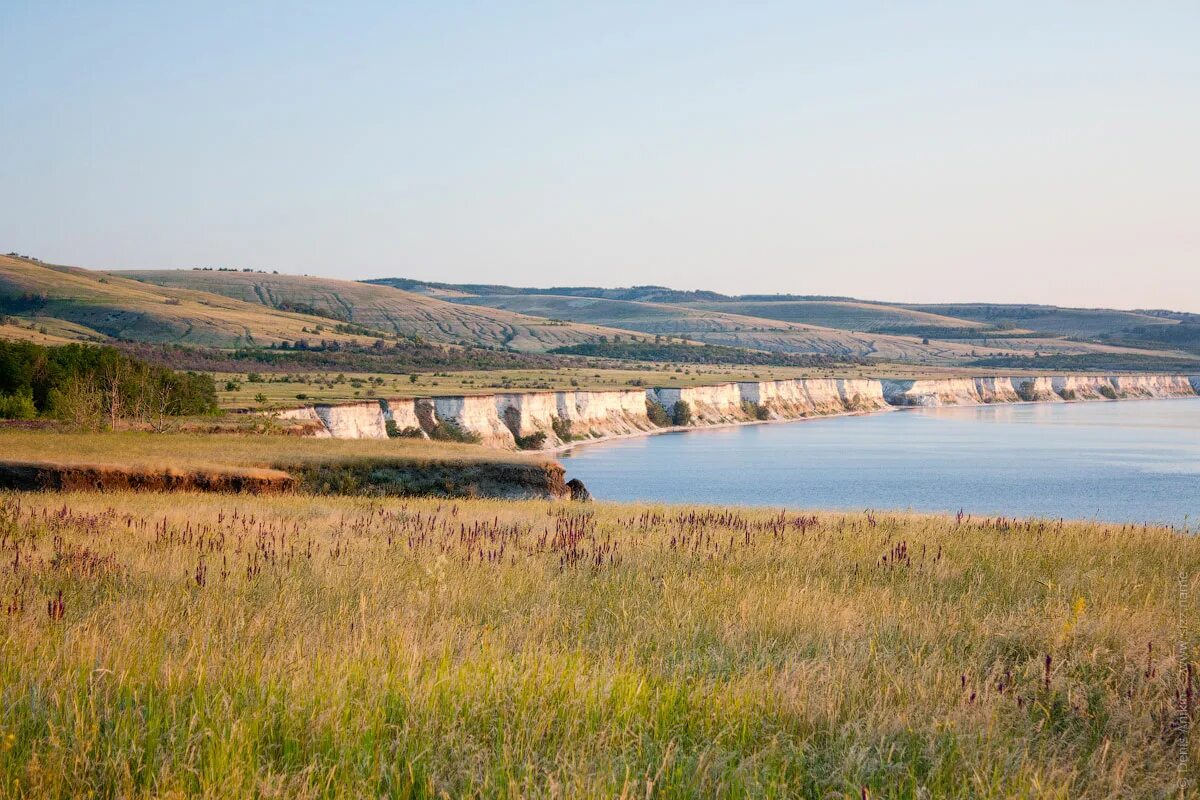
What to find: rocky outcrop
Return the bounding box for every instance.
[561,389,656,440]
[427,395,514,448]
[838,379,891,412]
[1050,376,1115,400]
[883,378,984,407]
[650,384,747,425]
[315,401,389,439]
[275,405,331,437]
[280,374,1199,449]
[383,398,425,437]
[885,374,1197,406]
[1012,377,1063,403]
[1109,374,1197,399]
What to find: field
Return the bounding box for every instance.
[1,490,1196,797]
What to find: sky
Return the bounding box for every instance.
[2,2,1198,311]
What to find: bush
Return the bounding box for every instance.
[1098,385,1118,400]
[385,420,424,438]
[671,400,693,426]
[551,416,573,442]
[514,431,548,450]
[429,420,482,444]
[741,400,770,420]
[646,399,671,427]
[0,388,36,420]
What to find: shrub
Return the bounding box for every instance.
[741,400,770,420]
[551,416,573,442]
[514,431,548,450]
[1098,385,1118,400]
[429,420,482,444]
[0,388,36,420]
[646,399,671,427]
[671,400,693,426]
[385,420,424,439]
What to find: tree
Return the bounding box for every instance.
[671,400,693,426]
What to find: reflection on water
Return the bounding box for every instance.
[561,398,1200,527]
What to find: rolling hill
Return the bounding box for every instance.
[896,303,1183,339]
[680,299,990,333]
[0,256,370,348]
[116,270,639,352]
[377,277,1198,365]
[446,293,1025,363]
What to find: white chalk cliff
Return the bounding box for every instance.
[276,374,1200,450]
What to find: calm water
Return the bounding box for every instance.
[561,398,1200,527]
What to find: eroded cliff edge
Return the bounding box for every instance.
[275,373,1200,451]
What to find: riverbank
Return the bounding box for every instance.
[275,373,1200,451]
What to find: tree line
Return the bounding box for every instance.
[0,341,218,428]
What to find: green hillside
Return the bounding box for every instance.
[682,299,989,332]
[0,256,367,348]
[899,303,1181,339]
[116,270,640,352]
[448,293,1021,363]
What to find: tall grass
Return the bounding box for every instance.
[1,493,1196,797]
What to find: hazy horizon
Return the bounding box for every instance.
[3,3,1197,312]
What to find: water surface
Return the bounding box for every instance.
[561,399,1200,527]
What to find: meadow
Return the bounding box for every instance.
[1,491,1196,798]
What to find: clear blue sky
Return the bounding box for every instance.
[3,2,1198,310]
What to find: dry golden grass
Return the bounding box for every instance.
[1,491,1197,797]
[0,256,371,348]
[0,429,531,469]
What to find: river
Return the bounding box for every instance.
[560,397,1200,527]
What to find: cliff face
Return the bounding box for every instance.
[651,384,747,425]
[563,389,652,437]
[316,402,389,439]
[284,373,1199,449]
[428,395,513,448]
[275,406,331,437]
[1109,374,1196,398]
[383,398,425,436]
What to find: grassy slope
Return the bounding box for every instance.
[0,256,367,348]
[449,294,1058,364]
[900,303,1181,338]
[457,294,1195,363]
[118,270,640,352]
[683,299,991,331]
[2,491,1196,797]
